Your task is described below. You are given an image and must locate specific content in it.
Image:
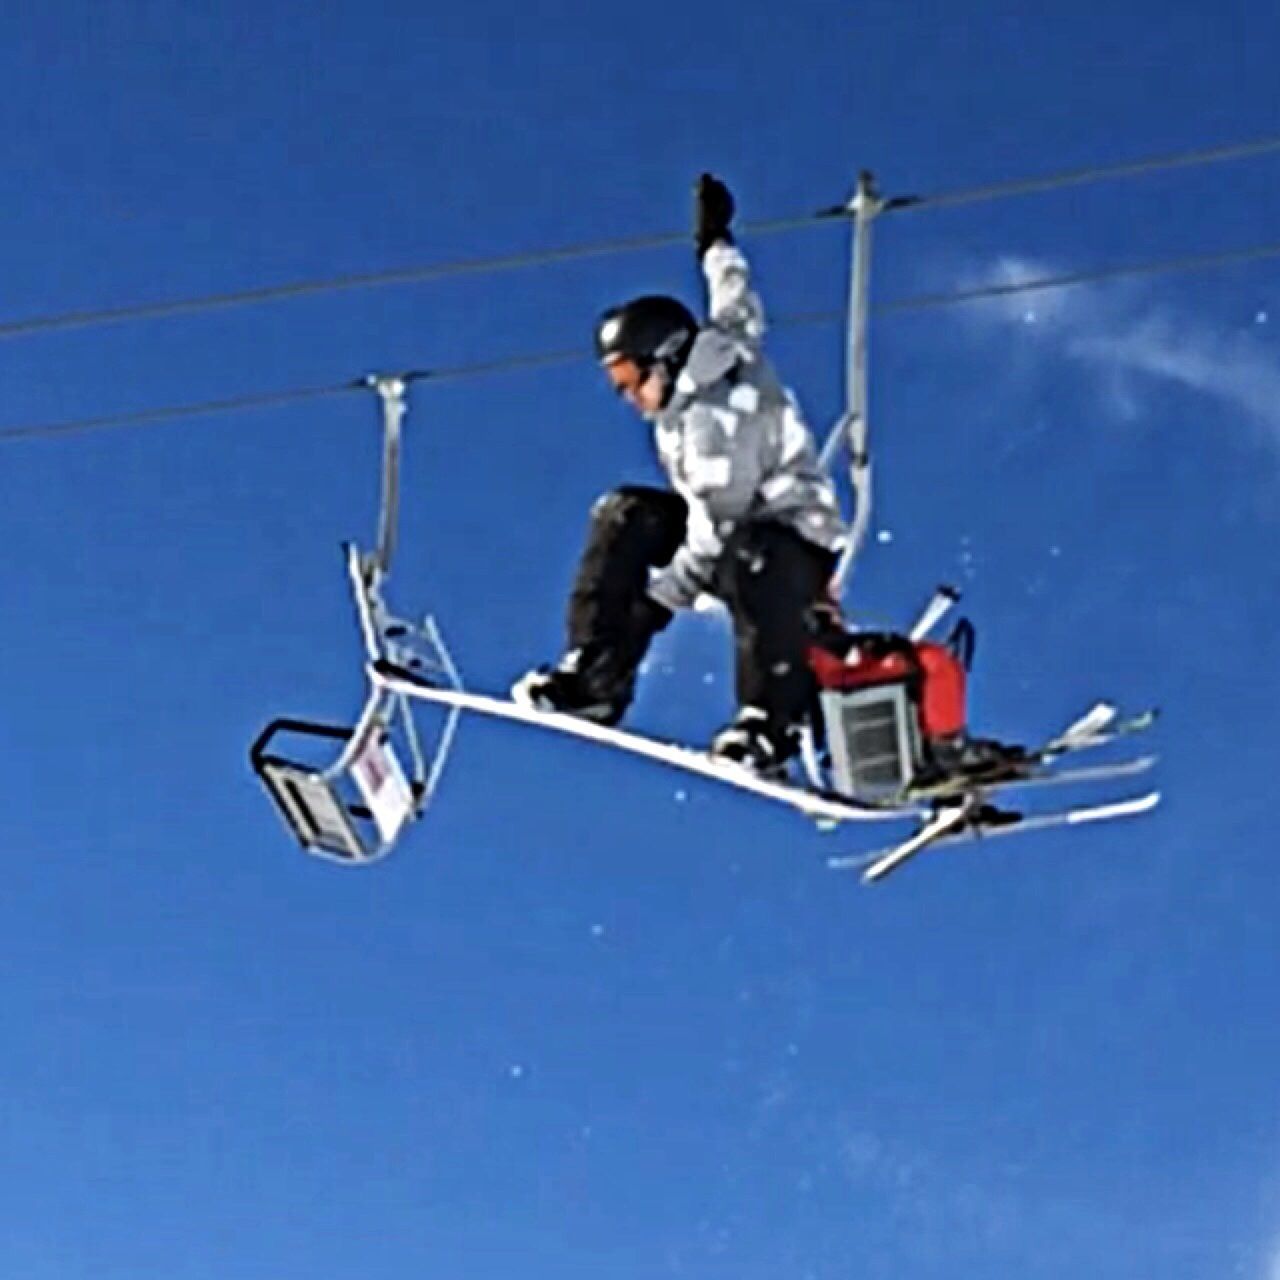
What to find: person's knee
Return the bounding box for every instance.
[589,487,633,526]
[593,482,682,513]
[589,487,685,563]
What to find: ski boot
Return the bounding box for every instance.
[912,732,1029,792]
[511,646,634,727]
[709,707,798,779]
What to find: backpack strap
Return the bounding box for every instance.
[946,618,976,672]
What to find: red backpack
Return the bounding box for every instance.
[807,620,975,745]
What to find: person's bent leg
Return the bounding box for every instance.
[567,485,686,660]
[713,522,836,765]
[514,486,686,723]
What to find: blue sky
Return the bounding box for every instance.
[1,1,1278,1277]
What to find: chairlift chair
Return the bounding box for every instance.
[250,377,461,863]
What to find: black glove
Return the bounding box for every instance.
[694,173,735,258]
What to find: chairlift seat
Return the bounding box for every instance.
[251,719,416,863]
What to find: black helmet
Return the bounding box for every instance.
[594,295,697,376]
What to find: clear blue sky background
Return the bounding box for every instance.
[1,2,1277,1277]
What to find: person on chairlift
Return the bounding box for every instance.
[514,173,1020,782]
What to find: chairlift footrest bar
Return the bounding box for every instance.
[250,717,417,864]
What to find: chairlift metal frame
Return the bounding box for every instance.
[251,376,462,863]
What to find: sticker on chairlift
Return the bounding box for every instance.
[350,732,415,844]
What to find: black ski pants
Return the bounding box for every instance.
[566,485,836,729]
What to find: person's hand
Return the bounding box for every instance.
[694,173,735,258]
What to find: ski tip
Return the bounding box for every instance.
[861,858,897,885]
[1128,789,1162,815]
[1067,789,1161,825]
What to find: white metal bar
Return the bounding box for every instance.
[370,376,407,577]
[370,664,918,826]
[324,684,397,780]
[416,615,463,804]
[346,542,384,665]
[831,172,884,595]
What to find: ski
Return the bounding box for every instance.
[1051,700,1120,747]
[852,799,979,883]
[894,705,1158,805]
[830,790,1161,882]
[907,752,1158,804]
[1042,703,1157,757]
[369,661,1161,882]
[994,753,1156,791]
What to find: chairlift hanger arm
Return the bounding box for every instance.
[360,374,410,581]
[818,172,886,596]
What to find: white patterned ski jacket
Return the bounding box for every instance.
[646,241,847,612]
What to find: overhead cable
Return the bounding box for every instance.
[0,214,814,343]
[0,379,358,442]
[884,133,1280,213]
[0,132,1277,343]
[3,236,1277,445]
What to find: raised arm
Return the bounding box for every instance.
[694,174,765,342]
